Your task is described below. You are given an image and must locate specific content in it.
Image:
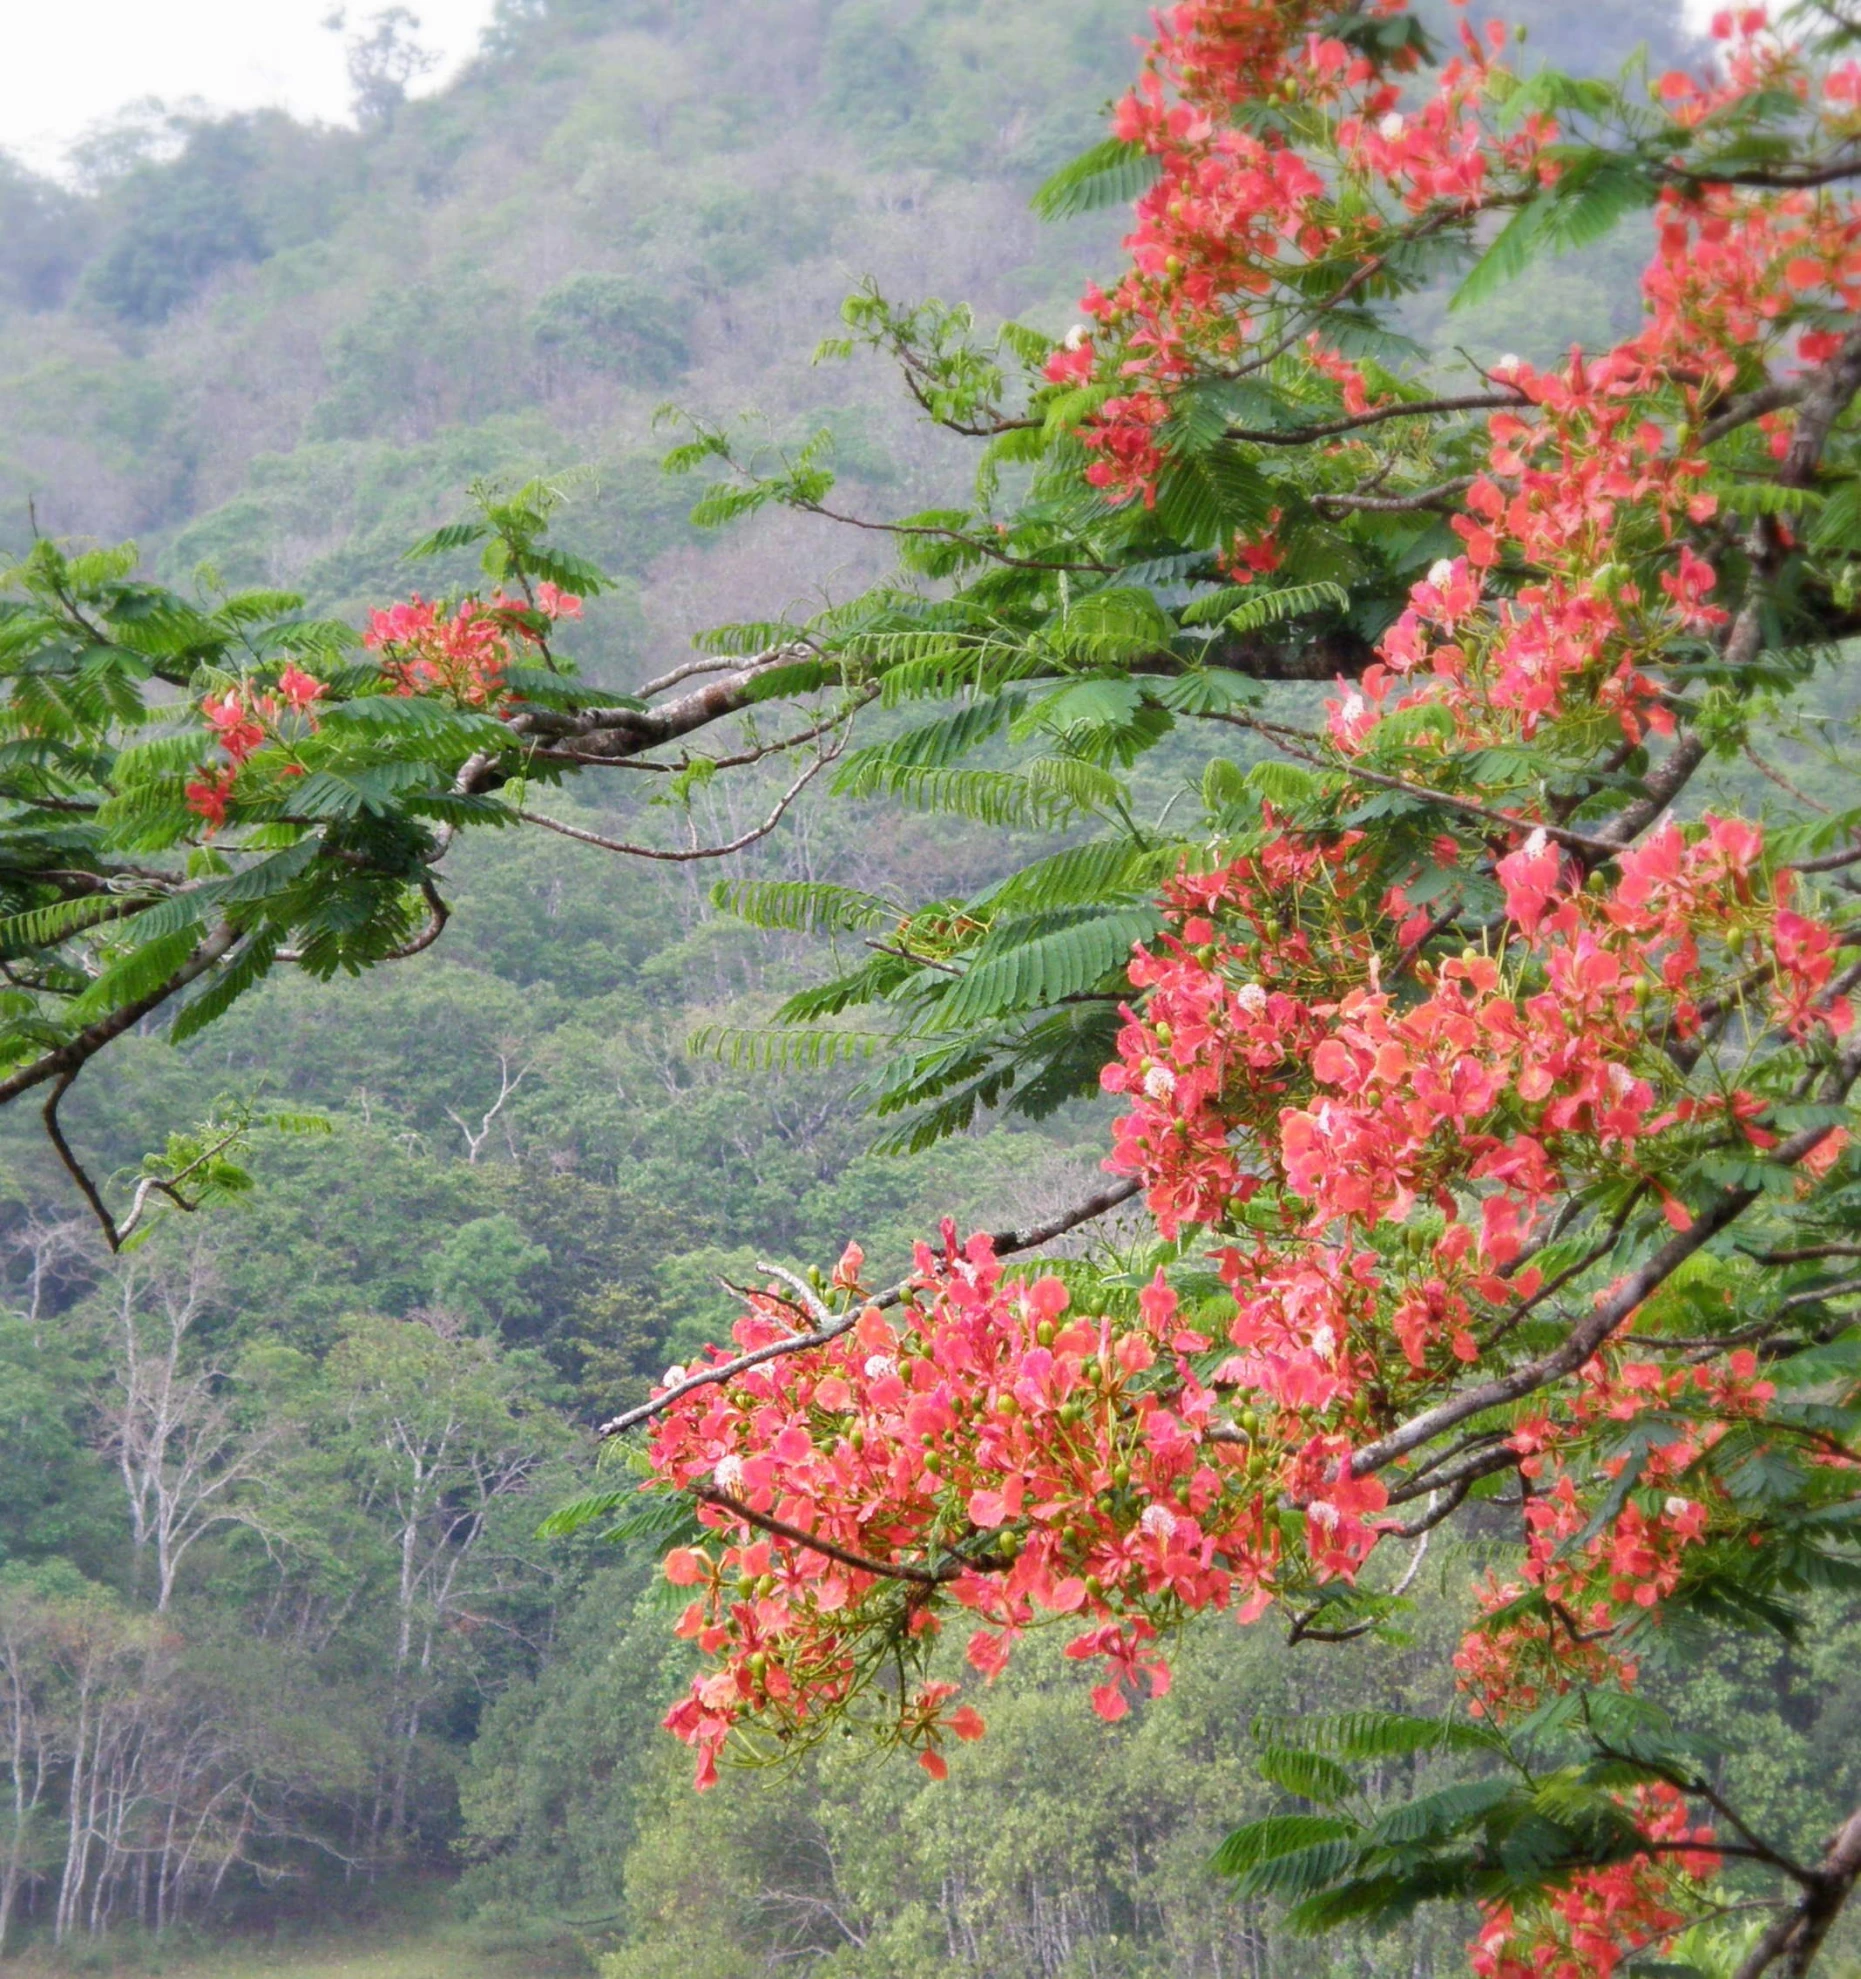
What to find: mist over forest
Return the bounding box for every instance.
[5,4,1861,1979]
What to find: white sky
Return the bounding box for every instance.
[0,0,502,177]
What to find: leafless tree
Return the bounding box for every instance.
[96,1248,278,1613]
[445,1048,529,1164]
[1,1581,324,1944]
[0,1592,63,1953]
[331,1319,551,1846]
[324,7,439,131]
[3,1213,97,1330]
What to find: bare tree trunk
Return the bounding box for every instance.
[78,1726,108,1938]
[53,1683,92,1945]
[0,1640,39,1954]
[101,1248,275,1615]
[388,1700,420,1844]
[155,1793,179,1936]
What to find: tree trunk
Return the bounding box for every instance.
[53,1686,92,1946]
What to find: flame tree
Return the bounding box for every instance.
[596,4,1861,1973]
[7,0,1861,1966]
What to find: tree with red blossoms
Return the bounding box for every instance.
[0,480,858,1245]
[586,4,1861,1973]
[5,2,1861,1964]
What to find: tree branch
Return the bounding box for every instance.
[516,744,840,864]
[0,922,239,1112]
[1383,1441,1521,1514]
[1665,155,1861,191]
[512,647,824,762]
[790,498,1111,575]
[1225,392,1520,447]
[692,1484,968,1587]
[42,1070,121,1252]
[1732,1805,1861,1979]
[1353,1053,1861,1478]
[595,1178,1141,1439]
[1312,475,1475,516]
[1206,709,1620,855]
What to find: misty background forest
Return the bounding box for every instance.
[2,4,1856,1979]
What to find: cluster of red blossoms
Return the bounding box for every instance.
[1471,1784,1720,1979]
[654,1236,1289,1788]
[1044,0,1553,505]
[183,663,325,831]
[362,581,581,710]
[638,1,1861,1968]
[181,583,581,834]
[646,799,1849,1930]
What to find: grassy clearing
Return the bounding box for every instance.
[4,1887,591,1979]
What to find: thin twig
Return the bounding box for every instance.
[1313,475,1475,516]
[1789,839,1861,875]
[1288,1523,1434,1643]
[1744,743,1830,814]
[1479,1187,1649,1353]
[753,1261,832,1328]
[1384,1441,1521,1513]
[793,499,1111,575]
[1226,392,1520,447]
[1206,708,1620,856]
[693,1484,964,1586]
[517,747,838,864]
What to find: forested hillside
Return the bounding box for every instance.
[13,3,1857,1978]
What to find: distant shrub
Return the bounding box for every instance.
[311,281,527,441]
[820,2,929,138]
[530,272,690,386]
[0,160,91,312]
[689,180,836,290]
[83,122,269,325]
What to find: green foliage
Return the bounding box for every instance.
[1031,138,1162,221]
[1212,1706,1655,1935]
[531,273,691,386]
[551,1610,1498,1979]
[1453,150,1657,314]
[0,486,635,1225]
[82,120,270,325]
[821,4,932,139]
[430,1212,552,1331]
[309,281,528,443]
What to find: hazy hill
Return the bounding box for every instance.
[0,0,1696,684]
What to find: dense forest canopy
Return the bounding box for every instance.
[10,2,1861,1978]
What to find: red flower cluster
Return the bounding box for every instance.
[362,584,579,709]
[1471,1785,1719,1979]
[652,1234,1282,1786]
[180,583,580,840]
[183,666,326,831]
[644,784,1849,1795]
[1055,0,1550,505]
